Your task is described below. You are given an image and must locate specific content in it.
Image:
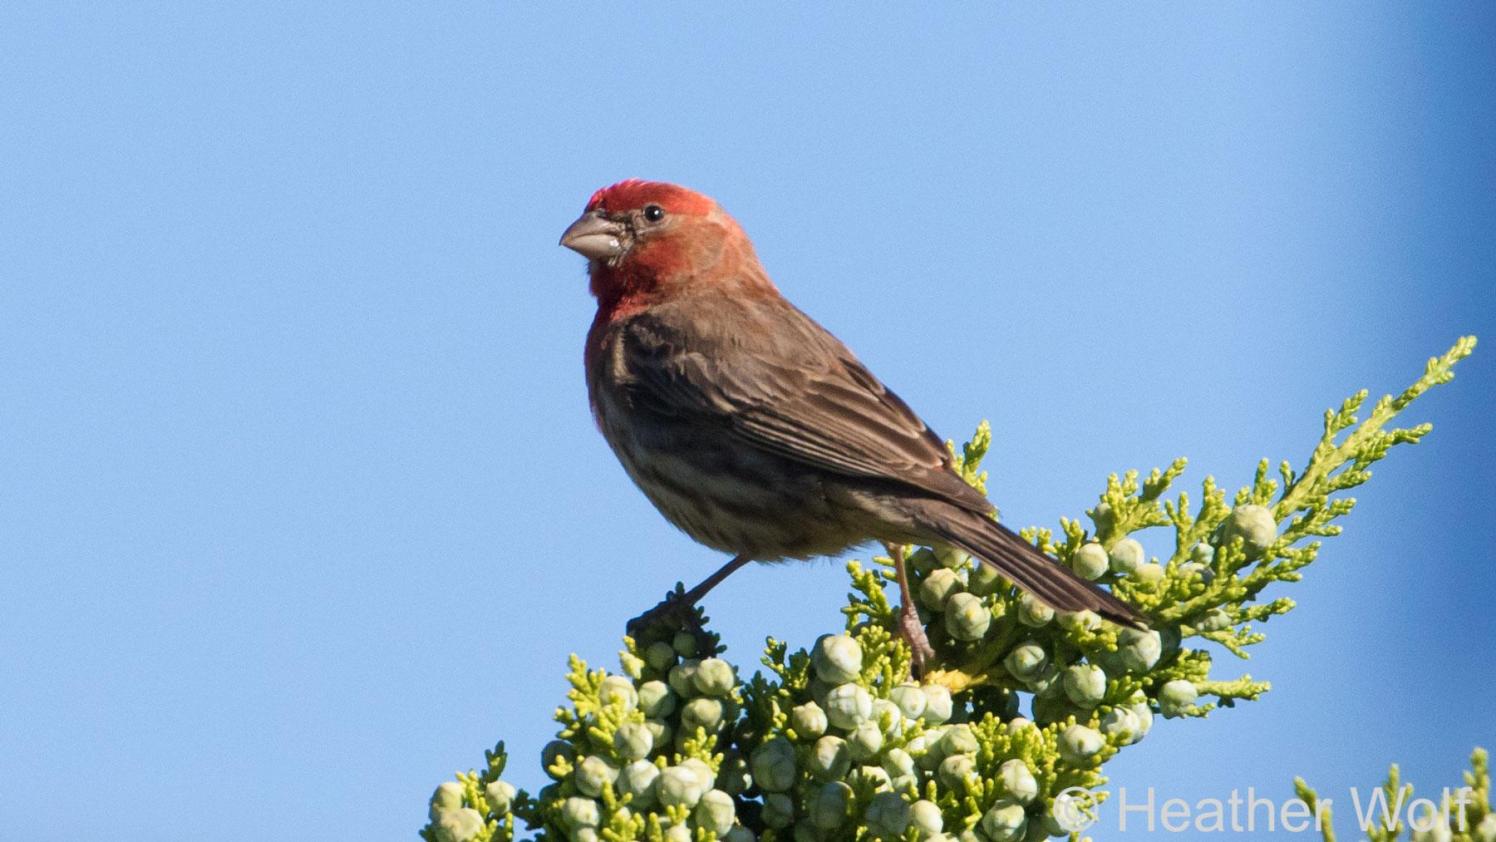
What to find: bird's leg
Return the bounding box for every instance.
[886,542,936,676]
[626,555,752,638]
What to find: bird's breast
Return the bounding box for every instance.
[585,333,862,560]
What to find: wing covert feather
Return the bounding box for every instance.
[611,293,993,514]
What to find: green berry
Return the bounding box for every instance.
[484,780,515,816]
[613,722,654,761]
[981,800,1028,842]
[811,781,853,829]
[430,781,464,819]
[934,546,967,569]
[791,701,829,739]
[695,789,736,836]
[1062,664,1108,708]
[657,765,706,808]
[1031,693,1077,726]
[643,718,672,747]
[997,759,1039,804]
[667,659,700,698]
[1159,679,1198,717]
[921,684,953,724]
[883,747,915,778]
[1129,700,1155,740]
[1224,504,1277,556]
[1475,813,1496,842]
[617,759,660,807]
[561,796,600,830]
[723,828,756,842]
[1099,705,1141,745]
[1004,641,1048,679]
[762,792,795,828]
[1116,628,1162,672]
[1190,542,1214,564]
[909,547,939,575]
[693,657,736,696]
[1058,724,1105,764]
[637,680,676,718]
[1132,562,1165,584]
[1056,609,1100,633]
[644,641,676,672]
[910,799,944,836]
[1017,592,1054,627]
[432,807,484,842]
[825,682,873,729]
[968,561,1002,595]
[682,696,725,733]
[1195,608,1231,632]
[1071,542,1109,580]
[944,592,992,640]
[848,720,885,760]
[866,791,912,840]
[810,735,852,780]
[812,634,864,684]
[598,673,640,711]
[680,758,715,790]
[940,724,980,756]
[671,631,698,657]
[890,683,927,720]
[574,755,619,798]
[938,753,976,790]
[1108,538,1145,574]
[749,737,796,792]
[904,730,942,772]
[920,568,963,609]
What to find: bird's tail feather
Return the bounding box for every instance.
[928,509,1146,629]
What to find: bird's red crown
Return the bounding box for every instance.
[585,179,716,217]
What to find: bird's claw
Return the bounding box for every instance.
[898,602,936,678]
[625,589,703,640]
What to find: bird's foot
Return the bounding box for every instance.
[625,586,705,640]
[898,601,937,678]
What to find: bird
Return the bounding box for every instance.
[560,179,1143,671]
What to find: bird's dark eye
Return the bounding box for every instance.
[643,204,665,222]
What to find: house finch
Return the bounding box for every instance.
[561,180,1143,669]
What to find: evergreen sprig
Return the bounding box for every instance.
[422,338,1477,842]
[1295,748,1491,842]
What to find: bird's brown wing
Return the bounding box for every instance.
[615,292,994,515]
[613,290,1146,627]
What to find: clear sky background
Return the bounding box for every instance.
[2,4,1492,840]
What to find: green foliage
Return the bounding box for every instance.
[1294,749,1492,842]
[422,338,1476,841]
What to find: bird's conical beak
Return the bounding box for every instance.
[559,211,626,260]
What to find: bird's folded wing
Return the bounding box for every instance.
[617,297,994,515]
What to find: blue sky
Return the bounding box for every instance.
[1,4,1491,840]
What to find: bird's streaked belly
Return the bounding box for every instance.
[595,392,864,561]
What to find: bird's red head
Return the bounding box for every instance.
[560,180,773,316]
